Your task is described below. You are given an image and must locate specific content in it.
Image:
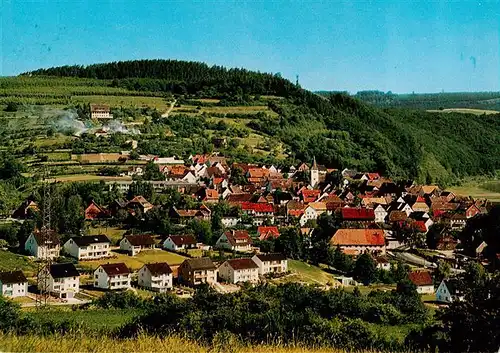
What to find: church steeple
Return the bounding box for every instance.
[310,156,319,187]
[312,156,318,170]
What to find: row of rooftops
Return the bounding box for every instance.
[0,253,288,283]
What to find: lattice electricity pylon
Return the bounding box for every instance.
[35,166,53,308]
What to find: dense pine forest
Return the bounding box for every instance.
[18,59,500,184]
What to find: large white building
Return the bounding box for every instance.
[218,258,259,284]
[94,263,131,290]
[90,104,112,119]
[38,263,80,299]
[251,253,287,276]
[0,271,28,298]
[63,234,111,260]
[25,230,61,259]
[138,263,173,292]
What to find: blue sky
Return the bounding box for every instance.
[1,0,499,93]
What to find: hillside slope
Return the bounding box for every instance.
[17,60,500,184]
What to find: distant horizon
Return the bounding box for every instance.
[2,1,499,93]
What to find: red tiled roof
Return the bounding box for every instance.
[341,208,375,220]
[408,271,433,286]
[168,235,197,246]
[257,226,280,240]
[302,189,321,203]
[241,202,274,213]
[226,258,258,270]
[100,263,130,276]
[224,230,252,246]
[330,229,385,246]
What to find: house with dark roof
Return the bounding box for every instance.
[408,270,434,294]
[138,262,173,292]
[63,234,110,260]
[436,278,463,303]
[12,198,38,219]
[120,234,155,256]
[162,234,197,251]
[25,229,61,259]
[251,253,287,275]
[94,263,131,290]
[38,263,80,299]
[216,230,253,252]
[0,271,28,298]
[330,229,386,255]
[218,258,259,284]
[178,257,217,286]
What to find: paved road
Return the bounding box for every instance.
[389,251,437,268]
[21,297,91,308]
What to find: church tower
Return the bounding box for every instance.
[310,156,319,187]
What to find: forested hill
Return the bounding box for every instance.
[22,59,300,97]
[22,60,500,185]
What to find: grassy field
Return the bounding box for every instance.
[27,308,140,330]
[427,108,500,115]
[448,179,500,202]
[78,249,187,271]
[87,225,127,245]
[0,334,382,353]
[277,260,339,286]
[0,250,37,276]
[47,174,132,182]
[71,95,172,111]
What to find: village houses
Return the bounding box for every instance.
[94,263,131,290]
[63,234,111,260]
[251,253,288,275]
[138,262,173,292]
[25,230,61,259]
[120,234,156,256]
[218,258,259,284]
[216,230,253,252]
[179,258,217,286]
[162,234,197,251]
[38,263,80,299]
[0,271,28,298]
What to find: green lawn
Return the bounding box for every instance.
[279,260,339,286]
[47,174,132,183]
[87,226,127,245]
[0,250,37,276]
[427,108,500,115]
[448,179,500,202]
[27,308,140,330]
[78,249,187,272]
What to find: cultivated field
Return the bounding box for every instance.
[448,179,500,202]
[427,108,500,115]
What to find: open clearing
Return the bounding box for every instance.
[427,108,500,115]
[78,249,187,271]
[28,308,139,330]
[48,174,132,182]
[0,250,37,276]
[275,260,338,286]
[448,179,500,202]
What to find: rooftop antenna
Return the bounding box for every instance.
[36,166,53,308]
